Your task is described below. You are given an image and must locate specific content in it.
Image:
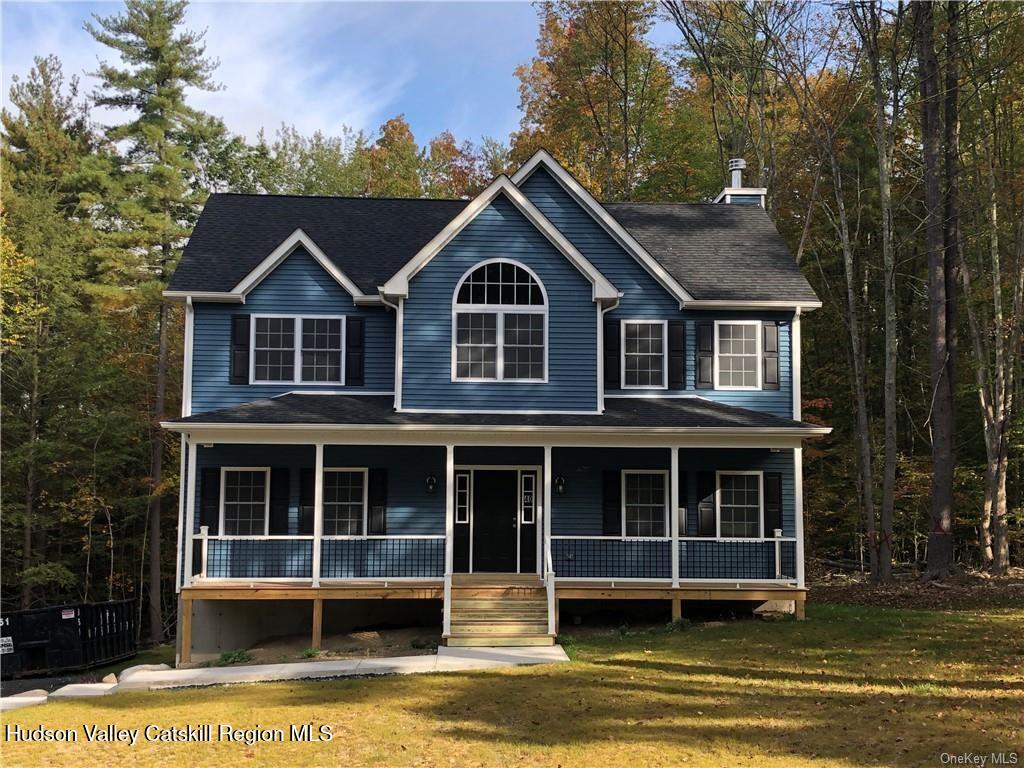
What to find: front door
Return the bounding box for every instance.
[471,470,519,572]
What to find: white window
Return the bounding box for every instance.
[251,315,344,384]
[452,260,547,382]
[455,472,470,524]
[220,468,270,536]
[621,320,667,389]
[622,471,668,537]
[715,321,761,390]
[520,472,536,524]
[717,471,763,538]
[322,469,367,536]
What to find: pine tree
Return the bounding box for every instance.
[86,0,219,641]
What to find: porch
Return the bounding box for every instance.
[174,438,807,662]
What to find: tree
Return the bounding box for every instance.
[422,131,486,198]
[86,0,219,641]
[367,116,422,197]
[914,0,955,580]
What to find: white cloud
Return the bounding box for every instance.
[2,1,415,142]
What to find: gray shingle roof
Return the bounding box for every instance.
[168,192,819,304]
[169,394,823,432]
[604,203,819,303]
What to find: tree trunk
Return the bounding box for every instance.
[916,0,955,580]
[943,0,960,491]
[991,428,1010,574]
[147,300,169,643]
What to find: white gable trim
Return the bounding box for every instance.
[511,149,695,307]
[232,228,365,299]
[382,175,619,302]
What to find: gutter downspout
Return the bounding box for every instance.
[379,292,403,412]
[597,296,621,413]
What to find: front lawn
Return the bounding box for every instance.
[3,604,1021,767]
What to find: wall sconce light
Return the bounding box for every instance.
[425,475,437,495]
[554,476,567,495]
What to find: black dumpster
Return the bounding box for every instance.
[1,600,137,679]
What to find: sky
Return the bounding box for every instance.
[0,1,558,145]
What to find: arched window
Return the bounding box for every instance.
[452,260,547,381]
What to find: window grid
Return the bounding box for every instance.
[623,472,667,537]
[716,322,759,389]
[253,317,295,382]
[323,470,366,536]
[623,321,666,388]
[453,260,547,382]
[222,470,268,536]
[520,472,536,524]
[718,473,761,538]
[455,473,470,524]
[301,318,343,383]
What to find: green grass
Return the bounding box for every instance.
[3,605,1021,767]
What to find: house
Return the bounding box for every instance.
[163,151,828,663]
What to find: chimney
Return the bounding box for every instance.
[714,157,766,208]
[729,157,746,188]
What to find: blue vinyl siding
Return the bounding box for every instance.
[521,168,794,417]
[401,194,598,411]
[190,248,394,413]
[193,444,444,536]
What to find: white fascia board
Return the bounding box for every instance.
[511,149,695,307]
[684,299,823,311]
[232,228,365,299]
[162,290,243,303]
[382,175,619,302]
[713,187,768,204]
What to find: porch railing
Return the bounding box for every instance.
[190,529,444,582]
[551,537,673,580]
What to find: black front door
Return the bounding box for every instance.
[471,470,519,572]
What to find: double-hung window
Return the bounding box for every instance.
[622,320,667,389]
[221,468,270,536]
[322,469,367,536]
[453,261,547,381]
[717,472,762,538]
[622,471,668,537]
[715,321,760,389]
[252,315,344,384]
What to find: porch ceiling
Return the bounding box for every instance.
[164,394,828,437]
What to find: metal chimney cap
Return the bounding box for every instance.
[728,158,747,171]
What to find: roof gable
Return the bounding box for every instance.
[382,175,619,302]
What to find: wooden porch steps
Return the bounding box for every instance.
[446,586,553,647]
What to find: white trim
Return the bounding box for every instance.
[394,297,404,410]
[794,447,805,589]
[715,470,764,539]
[543,446,552,575]
[249,314,346,386]
[520,471,537,525]
[713,320,762,391]
[511,149,694,306]
[454,471,471,524]
[232,229,366,299]
[450,259,549,383]
[620,319,669,390]
[321,467,369,536]
[312,443,323,586]
[272,391,394,397]
[620,469,671,539]
[444,445,455,577]
[792,309,802,420]
[382,175,618,301]
[552,534,796,543]
[219,467,272,537]
[605,393,703,399]
[670,448,679,587]
[183,440,198,587]
[685,299,822,311]
[554,577,798,586]
[712,187,768,207]
[396,407,602,415]
[175,436,187,593]
[182,297,194,417]
[163,291,243,303]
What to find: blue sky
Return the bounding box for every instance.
[1,1,558,145]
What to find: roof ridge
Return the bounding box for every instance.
[209,192,468,203]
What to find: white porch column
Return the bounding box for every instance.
[443,444,455,637]
[175,435,187,593]
[312,442,324,587]
[183,438,198,587]
[670,447,680,587]
[792,308,802,420]
[543,446,553,575]
[794,446,805,588]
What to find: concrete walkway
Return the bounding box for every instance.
[0,645,568,709]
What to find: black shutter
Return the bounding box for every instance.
[199,467,220,535]
[269,468,290,535]
[696,322,714,389]
[604,319,621,389]
[367,468,387,535]
[346,317,364,386]
[764,472,783,535]
[697,471,716,537]
[298,468,314,535]
[602,469,622,536]
[668,320,687,389]
[677,471,689,536]
[230,315,250,384]
[763,321,780,390]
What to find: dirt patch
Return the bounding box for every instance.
[241,626,441,665]
[808,567,1024,610]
